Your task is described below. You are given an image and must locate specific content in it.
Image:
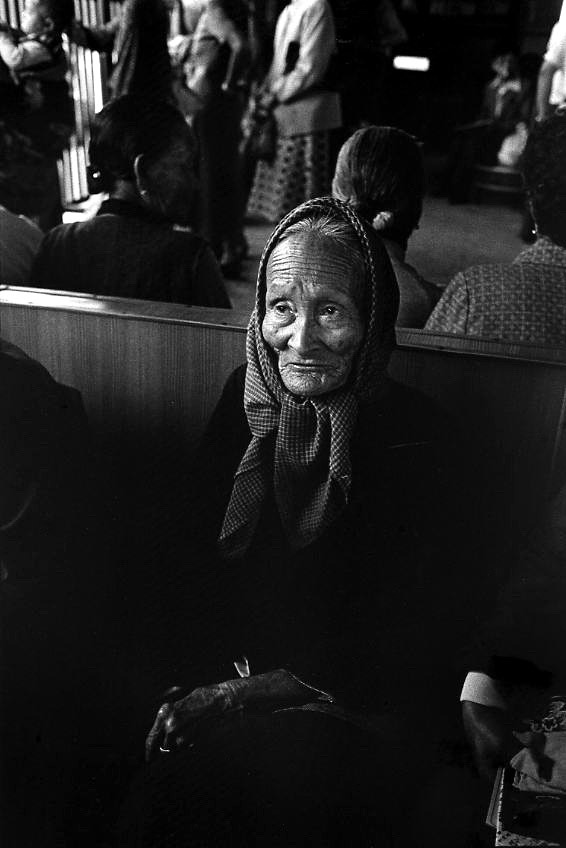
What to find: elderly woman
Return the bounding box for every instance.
[31,95,230,307]
[127,197,456,847]
[332,125,441,328]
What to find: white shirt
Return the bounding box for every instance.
[544,22,566,105]
[268,0,336,104]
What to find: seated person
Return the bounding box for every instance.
[118,198,463,847]
[461,484,566,825]
[0,0,75,230]
[0,202,42,282]
[0,336,107,845]
[31,95,231,308]
[332,125,441,328]
[426,110,566,346]
[445,50,525,204]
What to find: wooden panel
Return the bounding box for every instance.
[0,289,248,456]
[1,286,565,550]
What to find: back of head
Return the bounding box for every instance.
[88,95,194,195]
[332,126,424,248]
[523,110,566,248]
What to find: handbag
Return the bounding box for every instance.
[241,93,277,163]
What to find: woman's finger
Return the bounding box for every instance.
[145,702,171,762]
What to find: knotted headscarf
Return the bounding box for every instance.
[219,197,399,559]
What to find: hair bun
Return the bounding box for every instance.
[371,210,394,232]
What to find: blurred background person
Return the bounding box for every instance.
[535,16,566,121]
[332,124,441,328]
[246,0,341,223]
[445,49,526,204]
[183,0,250,277]
[70,0,173,104]
[427,110,566,346]
[0,0,75,230]
[31,96,230,308]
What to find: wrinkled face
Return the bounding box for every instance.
[262,233,364,397]
[143,131,198,226]
[21,0,49,34]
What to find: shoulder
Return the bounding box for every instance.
[0,206,42,247]
[0,337,70,429]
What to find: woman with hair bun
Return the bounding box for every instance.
[332,125,441,328]
[31,95,230,307]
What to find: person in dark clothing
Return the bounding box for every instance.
[31,95,230,308]
[70,0,173,104]
[0,337,118,847]
[184,0,250,276]
[120,198,462,847]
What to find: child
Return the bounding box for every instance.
[0,0,75,229]
[0,0,72,88]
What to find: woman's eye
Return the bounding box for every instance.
[274,303,291,315]
[320,305,339,317]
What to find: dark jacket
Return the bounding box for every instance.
[31,198,231,308]
[170,364,460,718]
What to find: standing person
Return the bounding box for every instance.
[0,0,75,230]
[70,0,173,104]
[246,0,341,223]
[535,19,566,121]
[184,0,250,276]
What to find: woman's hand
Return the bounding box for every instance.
[145,669,326,762]
[145,680,240,761]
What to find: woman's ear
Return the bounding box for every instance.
[133,153,150,202]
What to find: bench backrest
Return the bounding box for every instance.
[1,287,565,551]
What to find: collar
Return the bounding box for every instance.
[514,236,566,269]
[97,197,171,228]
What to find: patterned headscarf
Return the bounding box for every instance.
[219,197,399,560]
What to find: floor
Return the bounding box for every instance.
[225,196,526,314]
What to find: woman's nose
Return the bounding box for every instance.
[287,314,319,355]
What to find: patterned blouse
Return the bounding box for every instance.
[425,237,566,347]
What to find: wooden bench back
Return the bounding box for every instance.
[1,287,565,551]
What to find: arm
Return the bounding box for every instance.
[462,701,519,782]
[270,2,335,103]
[205,3,248,90]
[425,272,470,335]
[535,23,566,122]
[0,33,52,72]
[69,16,120,52]
[535,60,559,122]
[146,668,328,760]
